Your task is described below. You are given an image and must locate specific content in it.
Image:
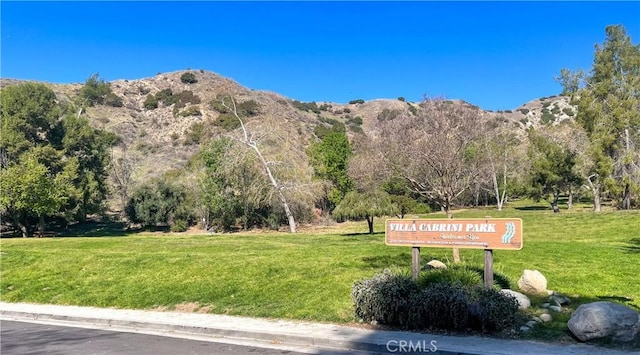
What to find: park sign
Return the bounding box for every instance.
[385,218,523,250]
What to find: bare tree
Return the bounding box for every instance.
[480,124,523,211]
[375,98,486,262]
[221,96,298,233]
[110,145,134,216]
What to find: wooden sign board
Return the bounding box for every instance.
[385,218,523,250]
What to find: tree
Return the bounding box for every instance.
[78,73,114,106]
[180,72,198,84]
[62,115,115,220]
[526,129,582,212]
[480,124,524,211]
[219,95,298,233]
[0,83,61,163]
[306,124,353,211]
[374,98,485,262]
[555,68,585,96]
[125,179,187,228]
[0,154,71,237]
[198,137,271,231]
[571,25,640,211]
[333,190,398,234]
[1,82,118,235]
[110,145,135,215]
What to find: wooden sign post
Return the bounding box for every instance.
[385,218,523,287]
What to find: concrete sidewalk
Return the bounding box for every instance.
[0,302,633,354]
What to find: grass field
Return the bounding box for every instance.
[1,202,639,341]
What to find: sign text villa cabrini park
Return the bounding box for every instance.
[385,218,523,286]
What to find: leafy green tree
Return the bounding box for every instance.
[306,124,353,210]
[1,82,118,234]
[527,130,582,212]
[569,25,640,211]
[198,138,270,231]
[78,73,115,106]
[62,115,115,220]
[0,83,61,161]
[0,153,72,237]
[180,72,198,84]
[333,190,398,234]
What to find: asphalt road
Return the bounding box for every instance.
[1,320,308,355]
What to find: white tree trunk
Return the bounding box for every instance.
[225,97,297,233]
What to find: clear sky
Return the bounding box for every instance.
[1,1,639,110]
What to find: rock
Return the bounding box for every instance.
[423,260,447,270]
[499,289,531,310]
[526,320,537,328]
[540,313,553,322]
[550,294,571,306]
[549,305,562,312]
[532,316,542,323]
[568,301,640,343]
[518,269,547,295]
[519,326,531,332]
[542,303,551,308]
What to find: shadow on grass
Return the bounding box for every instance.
[341,231,384,237]
[50,220,141,237]
[361,253,412,268]
[622,237,640,254]
[514,205,550,211]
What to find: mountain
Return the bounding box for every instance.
[0,70,575,193]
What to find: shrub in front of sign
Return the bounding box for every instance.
[351,268,522,333]
[351,268,419,328]
[417,265,483,288]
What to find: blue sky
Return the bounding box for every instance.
[1,1,639,110]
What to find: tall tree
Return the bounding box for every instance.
[219,95,298,233]
[62,115,116,220]
[306,123,353,211]
[375,98,485,262]
[572,25,640,211]
[479,123,523,211]
[526,129,582,212]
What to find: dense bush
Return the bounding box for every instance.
[178,105,202,117]
[213,113,241,131]
[144,94,159,110]
[155,89,174,106]
[397,97,405,102]
[237,99,261,117]
[180,72,198,84]
[348,99,365,105]
[292,100,321,114]
[541,110,556,124]
[183,121,209,145]
[352,268,522,333]
[377,108,401,121]
[104,92,123,107]
[352,269,419,328]
[517,108,530,115]
[562,107,575,116]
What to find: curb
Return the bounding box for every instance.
[1,303,634,355]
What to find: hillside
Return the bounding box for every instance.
[0,70,575,202]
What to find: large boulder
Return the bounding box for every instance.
[568,301,640,343]
[499,289,531,310]
[517,269,547,295]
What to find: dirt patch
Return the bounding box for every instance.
[173,302,202,313]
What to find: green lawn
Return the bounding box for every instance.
[1,203,639,330]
